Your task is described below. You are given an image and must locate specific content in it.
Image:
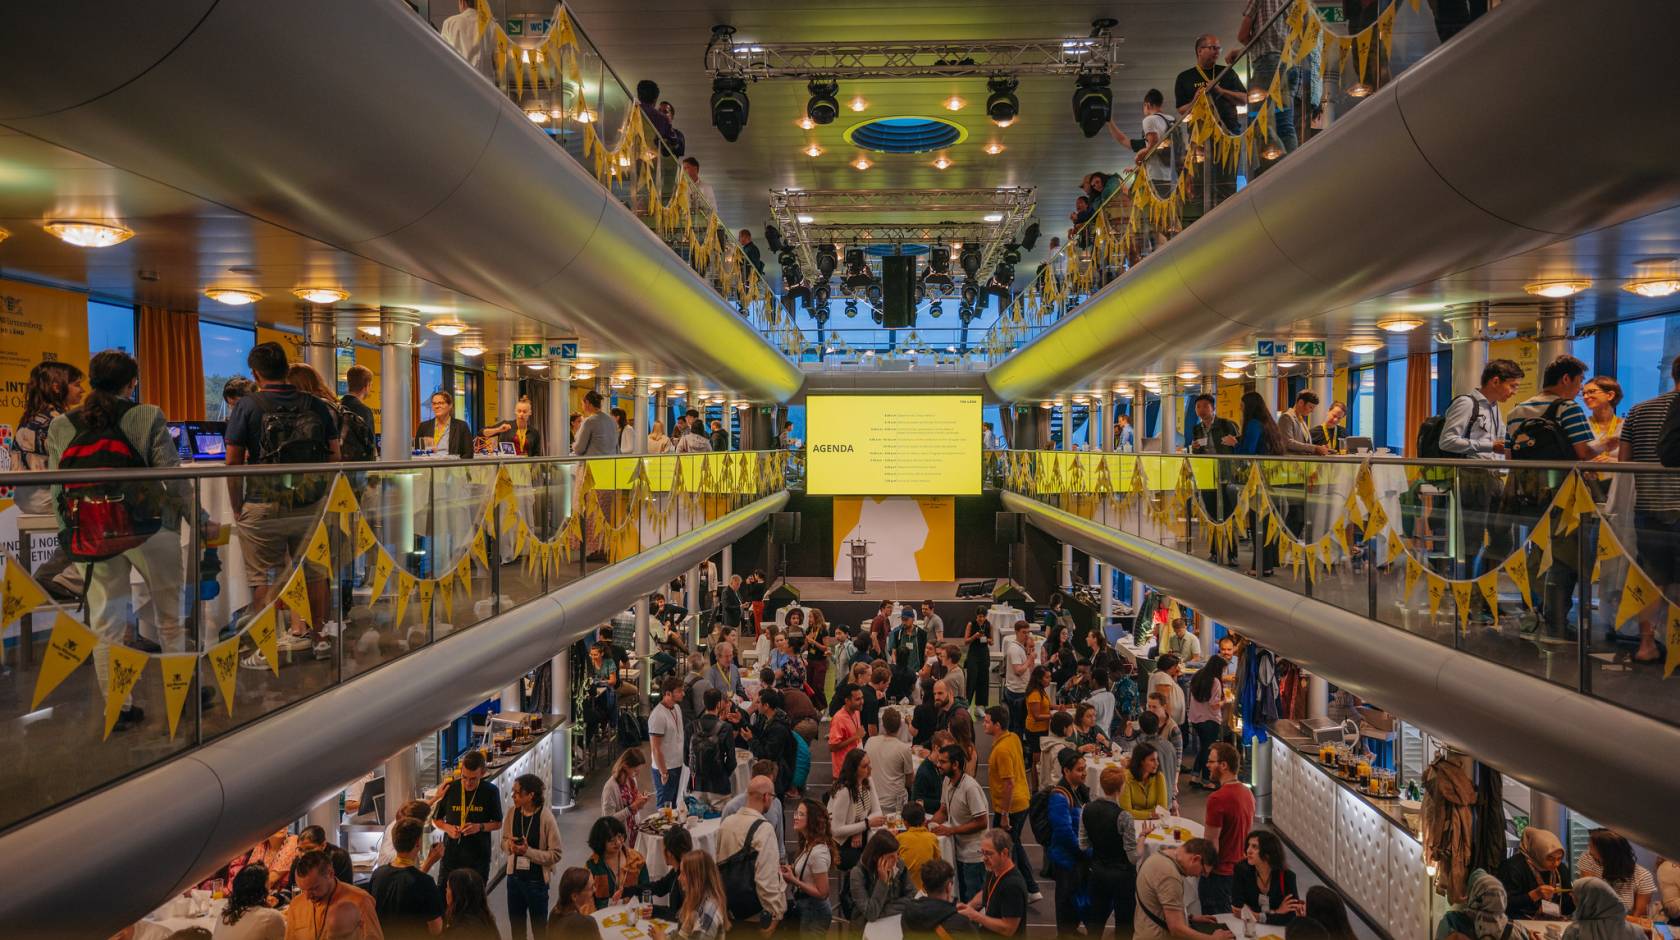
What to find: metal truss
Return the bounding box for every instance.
[707,35,1124,80]
[771,188,1036,213]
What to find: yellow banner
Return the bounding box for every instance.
[1501,548,1533,609]
[0,281,91,510]
[2,555,48,628]
[207,635,240,714]
[1666,606,1680,679]
[31,612,99,708]
[248,604,280,676]
[1614,563,1662,631]
[101,644,150,740]
[304,521,332,569]
[355,516,379,557]
[160,654,197,739]
[278,566,312,626]
[394,570,416,626]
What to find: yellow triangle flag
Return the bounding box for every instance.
[1554,475,1586,536]
[1356,465,1376,508]
[2,555,49,629]
[1501,548,1534,609]
[437,576,453,619]
[1363,502,1389,542]
[207,635,240,714]
[1450,579,1473,630]
[370,548,395,601]
[1529,515,1554,576]
[1596,530,1623,567]
[1426,574,1447,619]
[1385,532,1406,567]
[248,604,281,677]
[1613,563,1662,631]
[457,555,473,595]
[31,612,99,708]
[1331,525,1350,561]
[304,520,332,569]
[1665,606,1680,679]
[469,529,489,571]
[278,565,312,627]
[394,570,415,626]
[160,654,197,739]
[326,473,359,515]
[355,516,380,557]
[512,524,527,560]
[418,579,436,619]
[102,644,150,740]
[495,466,514,504]
[1476,571,1501,617]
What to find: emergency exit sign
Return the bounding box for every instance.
[511,343,543,359]
[1292,340,1326,358]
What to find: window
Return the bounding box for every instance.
[1573,333,1596,377]
[87,300,135,357]
[419,361,445,419]
[1348,366,1375,438]
[1385,356,1408,451]
[200,322,255,420]
[1615,315,1680,409]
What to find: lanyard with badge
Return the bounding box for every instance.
[514,810,538,871]
[310,882,338,940]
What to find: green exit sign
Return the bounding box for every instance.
[1316,5,1345,22]
[1293,340,1326,358]
[512,343,543,359]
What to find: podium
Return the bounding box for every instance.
[847,539,872,594]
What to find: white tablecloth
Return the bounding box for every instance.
[732,748,755,794]
[1214,913,1286,939]
[1139,814,1205,857]
[593,903,676,940]
[639,816,722,882]
[988,605,1025,645]
[135,895,227,940]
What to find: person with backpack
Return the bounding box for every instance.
[47,350,196,733]
[338,364,379,461]
[1617,355,1680,665]
[688,687,738,813]
[225,342,341,666]
[1109,89,1180,254]
[1427,358,1524,591]
[648,676,687,808]
[1045,749,1091,933]
[1081,763,1140,937]
[715,775,785,930]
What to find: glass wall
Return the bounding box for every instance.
[1616,314,1680,407]
[200,322,255,420]
[1349,365,1375,439]
[1385,356,1408,451]
[87,300,135,356]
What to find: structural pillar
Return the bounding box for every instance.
[306,793,339,836]
[377,309,417,462]
[1100,568,1114,629]
[1095,390,1111,451]
[722,545,733,587]
[635,595,652,699]
[655,389,669,437]
[550,651,570,719]
[1255,361,1279,413]
[1307,673,1330,720]
[496,353,519,422]
[1528,790,1569,840]
[633,378,651,453]
[300,306,337,389]
[547,361,572,456]
[1060,401,1073,451]
[1158,379,1179,454]
[1537,300,1574,369]
[687,564,701,614]
[1311,357,1334,415]
[1088,555,1100,589]
[384,745,419,805]
[1444,302,1490,397]
[1061,542,1074,589]
[1132,384,1148,452]
[1198,610,1217,657]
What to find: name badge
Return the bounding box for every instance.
[516,856,531,871]
[1539,900,1561,918]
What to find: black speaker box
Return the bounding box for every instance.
[765,579,802,606]
[771,511,802,542]
[993,579,1032,605]
[995,511,1024,544]
[881,256,916,328]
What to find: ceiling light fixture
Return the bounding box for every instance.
[982,213,1004,222]
[796,214,815,224]
[804,143,823,157]
[806,79,839,125]
[525,360,549,370]
[1040,401,1055,409]
[1624,258,1680,298]
[1347,82,1374,98]
[1261,142,1283,161]
[1275,359,1298,369]
[44,220,133,248]
[1626,278,1680,298]
[1176,367,1200,381]
[984,142,1005,155]
[710,74,749,141]
[933,156,952,170]
[456,339,486,357]
[292,287,348,304]
[944,95,966,111]
[1377,314,1425,332]
[1072,71,1112,137]
[1525,278,1591,298]
[526,109,550,124]
[1221,357,1251,369]
[1220,369,1244,380]
[573,108,596,124]
[849,95,868,112]
[1342,336,1384,355]
[204,287,263,306]
[986,76,1020,126]
[649,381,665,390]
[796,116,816,130]
[853,156,871,170]
[426,318,467,337]
[358,324,382,337]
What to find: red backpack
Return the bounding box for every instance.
[57,401,166,561]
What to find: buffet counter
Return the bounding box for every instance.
[1268,724,1430,940]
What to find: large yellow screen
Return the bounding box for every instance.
[805,395,982,495]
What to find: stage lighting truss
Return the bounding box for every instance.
[705,23,1123,80]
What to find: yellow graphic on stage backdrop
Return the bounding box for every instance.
[806,395,981,495]
[832,497,955,582]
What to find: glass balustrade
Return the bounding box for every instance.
[980,0,1450,361]
[993,450,1680,729]
[0,451,785,832]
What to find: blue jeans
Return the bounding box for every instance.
[652,766,682,807]
[1002,688,1026,734]
[1250,52,1299,157]
[1000,811,1040,893]
[792,896,832,938]
[957,861,987,906]
[506,875,549,940]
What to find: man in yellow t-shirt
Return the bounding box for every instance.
[896,801,941,891]
[982,705,1042,900]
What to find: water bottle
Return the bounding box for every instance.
[1258,893,1270,925]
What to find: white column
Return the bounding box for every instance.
[496,353,518,422]
[1132,384,1148,451]
[1095,391,1111,451]
[1444,303,1489,397]
[1100,567,1114,629]
[1088,555,1100,588]
[548,362,572,456]
[1537,300,1573,369]
[500,680,522,713]
[1060,402,1073,452]
[306,793,339,836]
[1060,542,1074,590]
[687,564,701,613]
[384,745,419,805]
[654,389,669,437]
[635,595,652,699]
[550,651,570,719]
[1307,673,1330,720]
[1198,610,1216,657]
[301,307,337,387]
[1158,379,1179,453]
[722,545,733,586]
[378,309,417,462]
[1311,358,1334,415]
[1256,361,1279,413]
[633,378,651,454]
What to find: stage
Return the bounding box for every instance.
[775,578,1015,637]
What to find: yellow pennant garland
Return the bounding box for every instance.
[278,565,312,627]
[102,644,150,740]
[2,555,48,628]
[32,612,99,708]
[1501,548,1534,609]
[304,520,333,569]
[207,635,240,714]
[1450,579,1473,631]
[159,654,198,739]
[248,605,281,677]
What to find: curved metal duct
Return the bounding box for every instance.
[0,1,802,402]
[1005,492,1680,858]
[0,492,786,935]
[987,0,1680,401]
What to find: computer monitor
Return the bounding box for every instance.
[189,422,227,460]
[1345,436,1373,454]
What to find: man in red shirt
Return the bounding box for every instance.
[870,600,894,658]
[828,685,865,773]
[1201,741,1255,915]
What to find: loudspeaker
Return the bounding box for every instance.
[993,579,1032,605]
[771,512,801,542]
[995,512,1024,544]
[881,256,916,329]
[765,579,802,606]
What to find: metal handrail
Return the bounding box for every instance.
[995,447,1669,474]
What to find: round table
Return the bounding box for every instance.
[988,605,1025,645]
[135,895,228,940]
[593,903,676,940]
[639,816,722,882]
[1139,814,1205,857]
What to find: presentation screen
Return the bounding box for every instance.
[805,395,982,495]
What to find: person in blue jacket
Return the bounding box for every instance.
[791,718,817,795]
[1048,748,1091,933]
[1234,392,1287,577]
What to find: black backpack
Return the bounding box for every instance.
[1027,784,1071,848]
[1417,394,1483,459]
[1508,398,1575,461]
[56,401,167,561]
[251,391,332,504]
[1659,394,1680,467]
[338,397,377,462]
[719,818,770,921]
[690,715,735,789]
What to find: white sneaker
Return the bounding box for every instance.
[276,633,312,652]
[1028,891,1044,903]
[313,639,333,661]
[240,650,273,671]
[318,620,341,638]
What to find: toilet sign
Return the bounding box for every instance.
[1256,340,1276,358]
[550,343,579,359]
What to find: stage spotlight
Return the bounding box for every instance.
[1019,221,1041,251]
[844,298,859,318]
[986,76,1020,126]
[816,244,838,280]
[930,245,951,275]
[959,244,983,279]
[931,300,945,319]
[1002,243,1023,266]
[764,225,784,254]
[813,283,831,311]
[1071,72,1112,138]
[806,79,840,126]
[866,282,883,306]
[961,282,978,305]
[711,75,750,141]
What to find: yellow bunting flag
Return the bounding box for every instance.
[1500,549,1534,609]
[457,556,473,595]
[2,555,49,628]
[469,529,490,571]
[1529,515,1554,576]
[355,516,380,557]
[326,473,359,516]
[1363,502,1389,542]
[248,604,281,676]
[512,523,527,560]
[101,644,150,740]
[304,520,332,569]
[159,654,197,739]
[1613,563,1662,631]
[1596,530,1623,568]
[1476,571,1501,617]
[369,548,395,601]
[278,565,312,627]
[418,579,436,619]
[1356,465,1376,508]
[207,635,239,714]
[1331,524,1350,561]
[393,570,416,626]
[437,575,453,618]
[1555,475,1587,536]
[1450,579,1473,630]
[1425,574,1447,620]
[1385,532,1406,567]
[31,612,100,707]
[1665,606,1680,679]
[1317,537,1335,570]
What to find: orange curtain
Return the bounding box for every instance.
[1403,352,1432,456]
[137,305,205,420]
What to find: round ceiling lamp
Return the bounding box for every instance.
[943,95,965,111]
[292,287,348,304]
[44,220,133,248]
[456,337,486,358]
[204,287,263,306]
[984,142,1005,155]
[1624,258,1680,298]
[1221,357,1250,369]
[525,360,549,370]
[426,318,467,336]
[1220,369,1244,380]
[1377,314,1425,332]
[1524,278,1591,298]
[932,155,952,170]
[853,156,871,170]
[1342,336,1384,355]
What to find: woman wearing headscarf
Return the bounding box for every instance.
[1434,870,1512,940]
[1562,878,1645,940]
[1498,828,1573,920]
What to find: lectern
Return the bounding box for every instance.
[847,538,872,594]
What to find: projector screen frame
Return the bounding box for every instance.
[804,393,982,496]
